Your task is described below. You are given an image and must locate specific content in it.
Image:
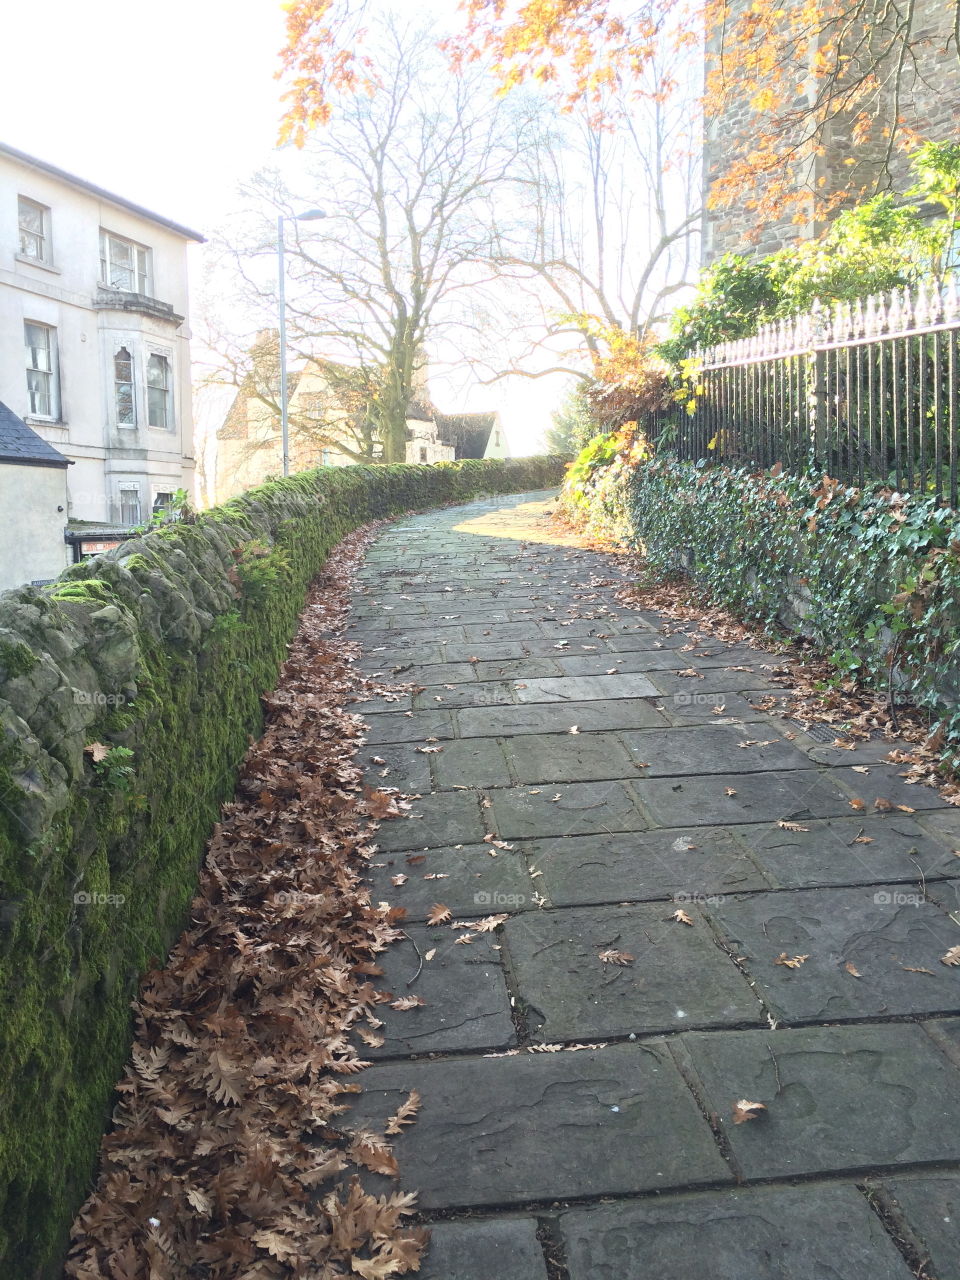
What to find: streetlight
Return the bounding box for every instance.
[278,207,327,477]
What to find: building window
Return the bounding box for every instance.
[18,197,50,262]
[153,491,173,513]
[100,230,151,294]
[146,354,172,428]
[321,449,333,465]
[119,486,141,526]
[24,322,59,419]
[114,347,135,426]
[419,447,428,463]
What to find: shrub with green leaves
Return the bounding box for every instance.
[563,449,960,763]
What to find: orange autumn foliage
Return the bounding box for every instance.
[278,0,951,224]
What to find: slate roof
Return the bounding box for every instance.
[0,401,69,468]
[435,412,499,459]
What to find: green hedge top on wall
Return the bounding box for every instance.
[0,456,564,1280]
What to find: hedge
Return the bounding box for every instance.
[0,457,564,1280]
[561,442,960,762]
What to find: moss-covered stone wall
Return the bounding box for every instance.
[0,458,564,1279]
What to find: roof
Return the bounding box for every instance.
[0,401,70,468]
[435,411,499,460]
[0,141,205,243]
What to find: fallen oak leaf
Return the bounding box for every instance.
[385,1089,422,1135]
[732,1098,767,1125]
[849,798,866,811]
[474,914,509,931]
[844,961,862,978]
[941,946,960,967]
[598,948,635,965]
[390,994,426,1010]
[426,904,451,926]
[774,953,810,969]
[669,909,695,925]
[777,820,809,832]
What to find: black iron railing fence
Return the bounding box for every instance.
[665,277,960,507]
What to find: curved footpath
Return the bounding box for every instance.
[345,490,960,1279]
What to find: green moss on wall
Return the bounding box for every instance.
[0,457,564,1279]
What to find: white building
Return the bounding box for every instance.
[0,141,203,536]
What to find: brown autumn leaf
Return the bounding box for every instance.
[732,1099,767,1125]
[83,741,111,763]
[724,787,738,797]
[849,798,866,811]
[385,1089,422,1135]
[390,874,408,886]
[902,965,936,975]
[426,904,452,926]
[390,994,426,1011]
[669,909,694,926]
[774,952,810,969]
[874,796,894,812]
[777,820,809,832]
[844,961,862,978]
[598,948,635,965]
[474,913,509,932]
[941,946,960,967]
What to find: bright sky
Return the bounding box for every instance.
[0,0,568,455]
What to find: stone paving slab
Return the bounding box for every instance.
[656,691,772,724]
[730,815,960,888]
[830,765,950,812]
[679,1023,960,1178]
[412,681,516,710]
[706,883,960,1023]
[362,709,457,745]
[369,927,515,1058]
[360,742,432,793]
[368,844,533,921]
[519,829,769,906]
[503,903,762,1039]
[634,768,856,827]
[430,737,512,789]
[487,779,648,840]
[500,731,638,784]
[473,657,564,681]
[346,1042,732,1208]
[375,791,486,851]
[877,1173,960,1279]
[421,1219,548,1280]
[559,1184,915,1280]
[554,649,693,675]
[457,698,667,738]
[619,722,810,776]
[648,669,777,696]
[513,672,661,702]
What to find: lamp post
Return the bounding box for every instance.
[277,208,327,476]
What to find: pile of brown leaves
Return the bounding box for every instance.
[66,526,427,1280]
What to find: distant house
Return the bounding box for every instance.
[212,333,507,503]
[434,411,508,460]
[0,141,204,536]
[0,399,69,590]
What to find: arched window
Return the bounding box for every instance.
[115,347,135,426]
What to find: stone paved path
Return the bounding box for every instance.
[346,491,960,1279]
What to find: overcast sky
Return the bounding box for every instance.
[0,0,570,452]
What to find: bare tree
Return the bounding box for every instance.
[202,18,542,464]
[470,49,703,389]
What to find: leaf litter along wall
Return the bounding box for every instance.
[0,457,564,1279]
